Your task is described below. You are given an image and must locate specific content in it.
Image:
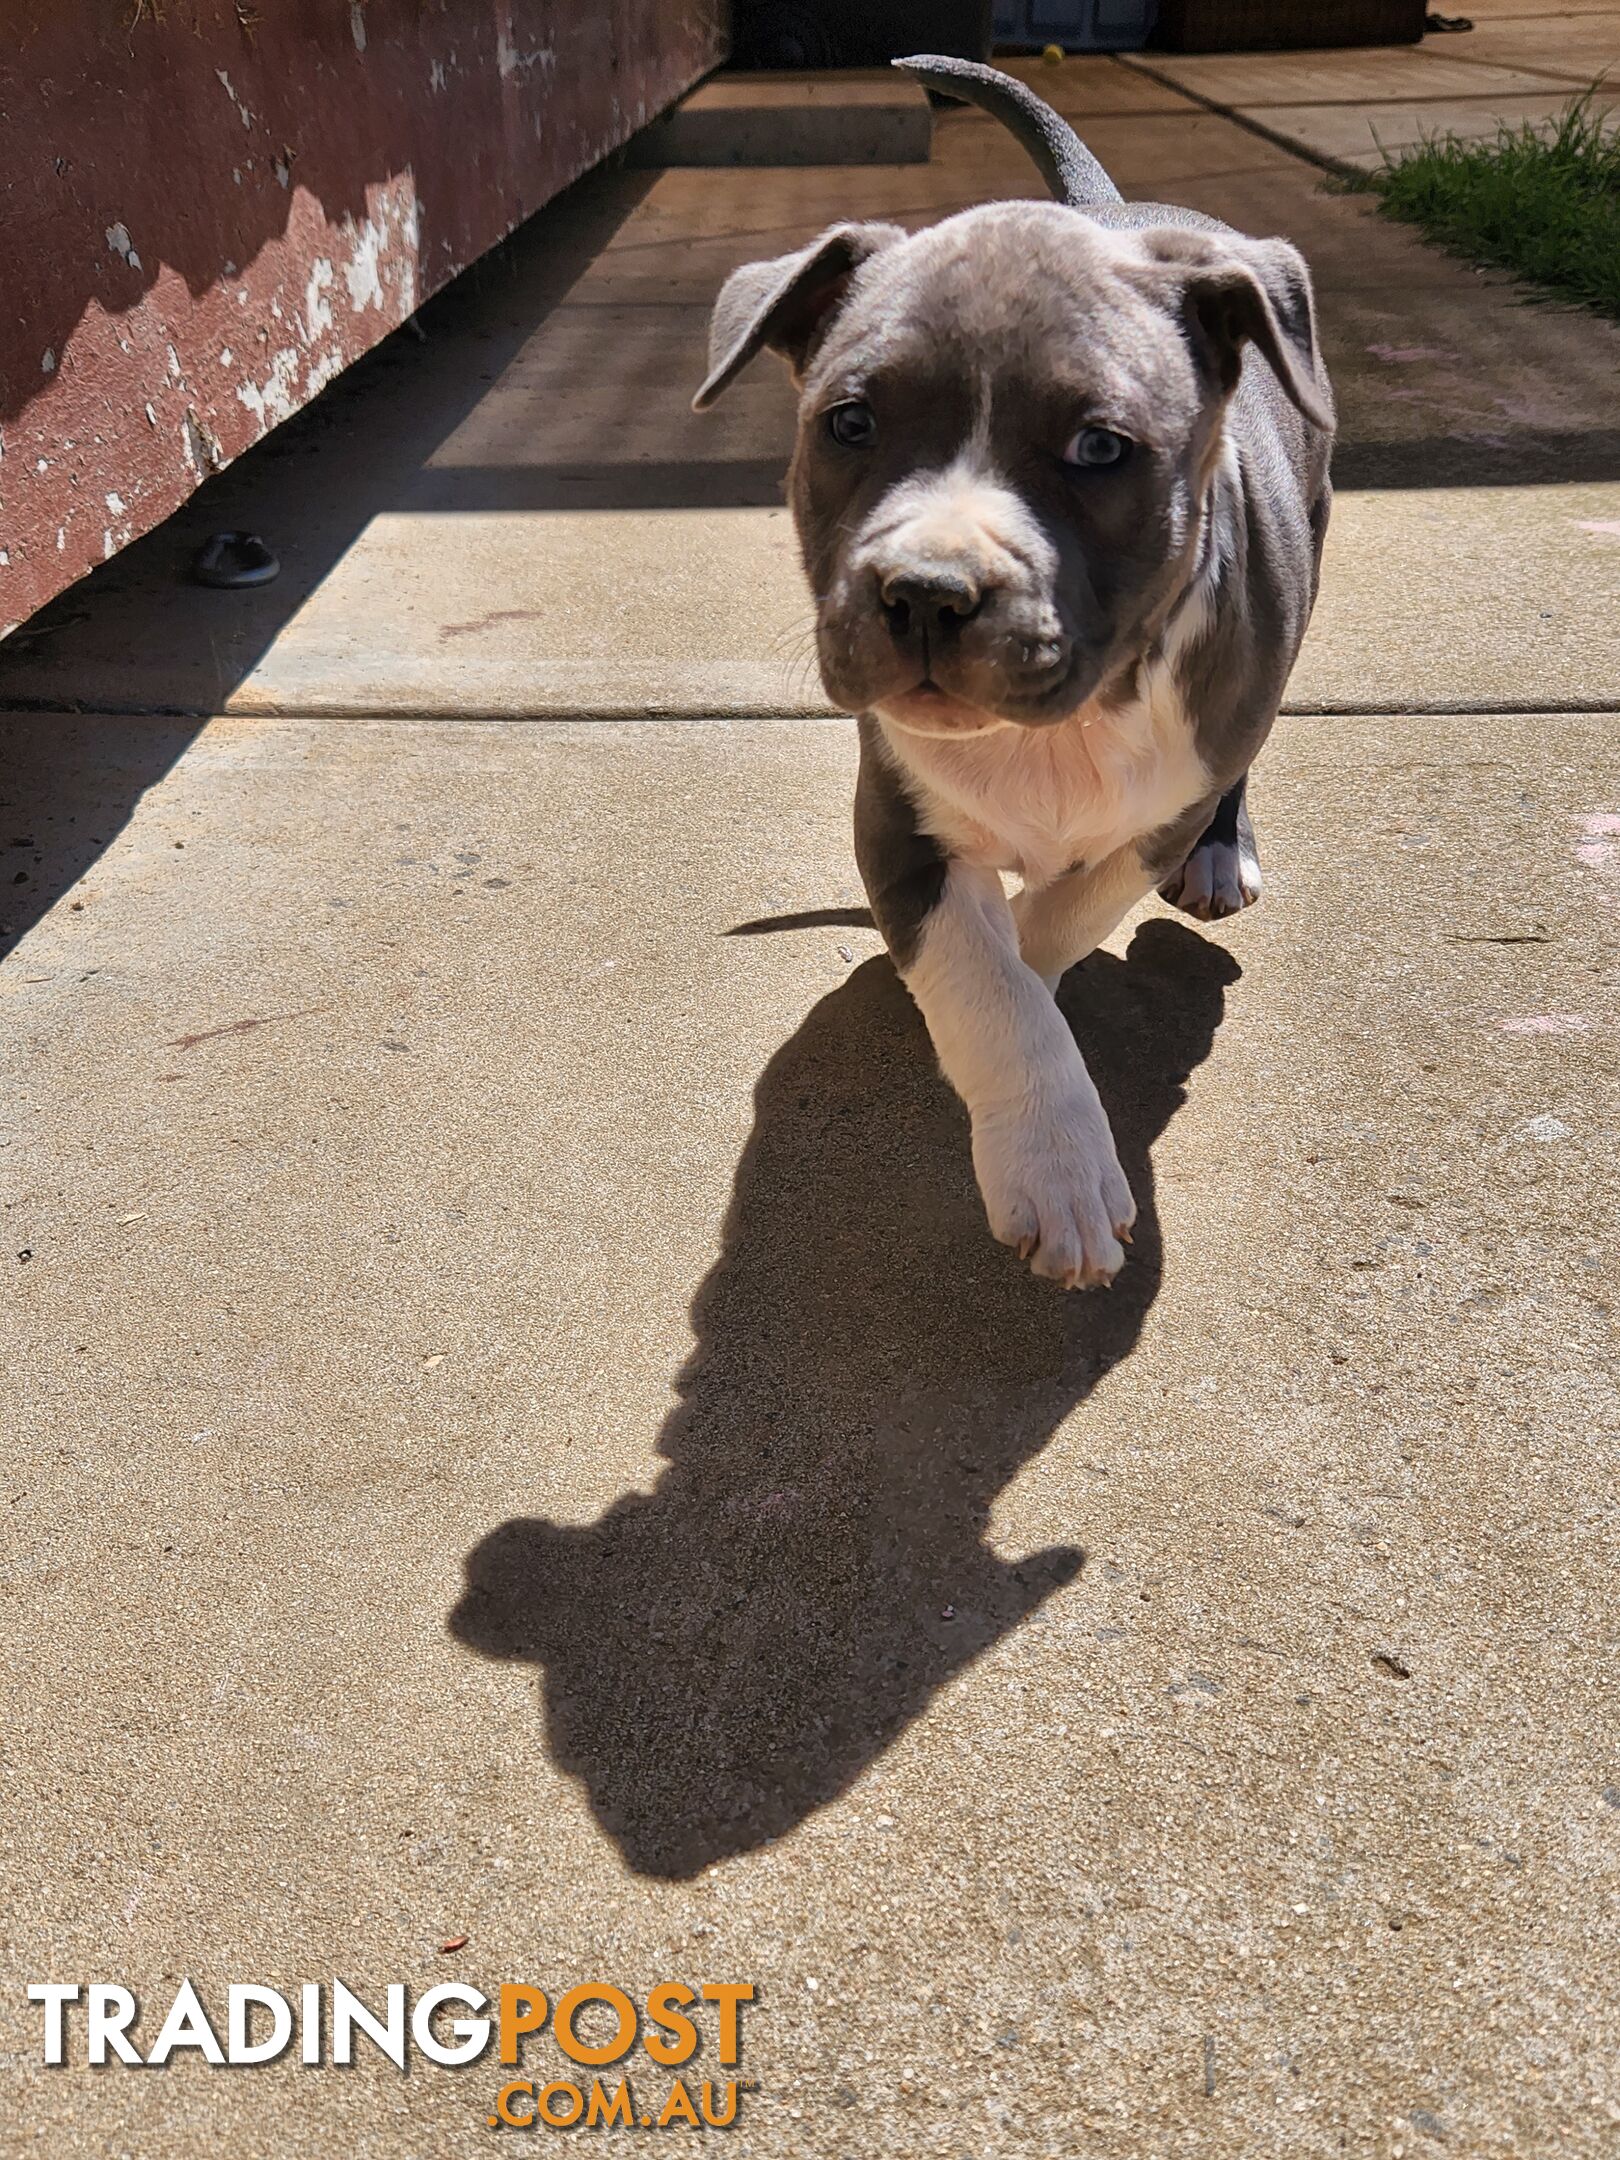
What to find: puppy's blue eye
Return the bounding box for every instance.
[1063,426,1130,468]
[827,400,876,448]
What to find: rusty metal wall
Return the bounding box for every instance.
[0,0,725,637]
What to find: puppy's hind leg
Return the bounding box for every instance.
[1158,772,1261,922]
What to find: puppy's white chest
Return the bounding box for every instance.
[888,680,1209,888]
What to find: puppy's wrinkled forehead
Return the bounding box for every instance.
[803,204,1201,440]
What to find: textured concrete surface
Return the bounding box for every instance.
[4,709,1620,2157]
[3,53,1618,719]
[628,70,933,166]
[4,59,1620,2147]
[1129,4,1620,168]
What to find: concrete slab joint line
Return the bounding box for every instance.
[1115,52,1367,177]
[1,46,1617,723]
[1121,28,1620,174]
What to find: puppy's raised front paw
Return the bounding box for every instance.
[972,1100,1136,1289]
[1159,835,1261,921]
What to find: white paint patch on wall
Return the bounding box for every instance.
[343,220,386,313]
[305,258,335,343]
[392,187,422,317]
[339,181,422,318]
[236,347,303,431]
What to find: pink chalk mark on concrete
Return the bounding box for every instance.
[1492,393,1570,429]
[1572,813,1620,896]
[1574,519,1620,539]
[1498,1014,1592,1036]
[1366,343,1457,364]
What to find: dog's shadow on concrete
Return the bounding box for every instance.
[449,918,1237,1880]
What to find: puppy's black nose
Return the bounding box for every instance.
[878,567,986,635]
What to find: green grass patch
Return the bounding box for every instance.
[1371,93,1620,321]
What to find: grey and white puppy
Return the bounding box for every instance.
[694,56,1333,1288]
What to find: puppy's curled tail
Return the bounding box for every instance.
[893,53,1122,209]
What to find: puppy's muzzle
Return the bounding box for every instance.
[878,563,987,634]
[871,551,1071,672]
[868,554,1076,707]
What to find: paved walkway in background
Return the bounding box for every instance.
[3,33,1619,2160]
[2,37,1618,723]
[1129,0,1620,168]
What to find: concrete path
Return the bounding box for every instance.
[2,50,1617,722]
[6,709,1619,2157]
[1130,0,1620,168]
[4,43,1620,2160]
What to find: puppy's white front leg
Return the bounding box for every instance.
[1012,843,1159,991]
[904,862,1135,1287]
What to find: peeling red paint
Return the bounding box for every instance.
[0,0,724,636]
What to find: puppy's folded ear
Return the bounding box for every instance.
[1141,228,1332,433]
[692,221,905,412]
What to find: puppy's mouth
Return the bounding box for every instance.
[877,648,1101,737]
[878,678,1013,739]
